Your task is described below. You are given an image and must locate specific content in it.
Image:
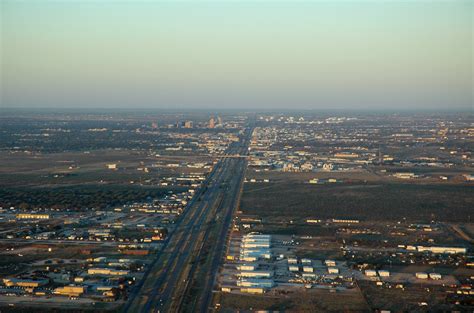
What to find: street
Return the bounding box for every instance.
[124,126,252,313]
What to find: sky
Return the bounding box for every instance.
[0,0,472,111]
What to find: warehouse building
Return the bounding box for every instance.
[237,278,274,288]
[3,278,48,288]
[236,264,257,271]
[54,286,85,297]
[240,239,272,261]
[16,213,50,220]
[416,246,466,254]
[238,270,273,278]
[88,268,129,276]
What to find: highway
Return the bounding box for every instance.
[125,125,252,313]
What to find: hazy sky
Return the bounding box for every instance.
[1,0,472,110]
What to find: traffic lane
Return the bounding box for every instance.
[143,161,236,311]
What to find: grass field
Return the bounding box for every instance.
[241,182,474,223]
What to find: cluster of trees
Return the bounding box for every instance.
[0,185,180,210]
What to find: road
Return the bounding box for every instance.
[0,238,124,246]
[125,125,252,313]
[450,224,474,243]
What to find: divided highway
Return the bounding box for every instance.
[125,126,252,313]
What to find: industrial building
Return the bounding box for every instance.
[3,278,48,288]
[415,272,429,279]
[236,264,257,271]
[16,213,50,220]
[365,270,377,277]
[237,278,274,288]
[288,257,298,264]
[303,266,314,273]
[378,270,390,277]
[240,233,272,261]
[325,260,336,267]
[238,270,273,278]
[54,286,85,297]
[88,268,130,276]
[240,287,264,294]
[235,233,275,293]
[416,245,466,254]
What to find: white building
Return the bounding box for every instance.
[325,260,336,267]
[288,258,298,264]
[239,271,273,278]
[302,273,316,279]
[378,270,390,277]
[416,246,466,254]
[237,264,257,271]
[416,272,428,279]
[429,273,442,280]
[365,270,377,277]
[303,266,314,273]
[237,278,274,288]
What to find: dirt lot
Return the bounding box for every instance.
[216,287,369,312]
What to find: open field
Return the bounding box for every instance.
[241,181,474,223]
[216,287,369,312]
[247,169,382,183]
[247,168,474,185]
[0,151,211,187]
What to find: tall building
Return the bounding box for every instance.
[217,116,223,126]
[209,117,215,128]
[184,121,193,128]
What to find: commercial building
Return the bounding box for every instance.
[378,270,390,277]
[241,241,271,249]
[238,271,273,278]
[429,273,442,280]
[88,268,129,276]
[237,278,274,288]
[302,273,316,279]
[16,213,50,220]
[332,219,360,224]
[393,172,416,179]
[365,270,377,277]
[416,272,429,279]
[209,117,215,128]
[325,260,336,267]
[240,249,271,262]
[303,266,314,273]
[54,286,85,297]
[240,287,264,294]
[3,278,48,288]
[240,234,272,261]
[416,246,466,254]
[236,264,257,271]
[288,258,298,264]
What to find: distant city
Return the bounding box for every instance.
[1,0,472,310]
[0,111,472,312]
